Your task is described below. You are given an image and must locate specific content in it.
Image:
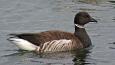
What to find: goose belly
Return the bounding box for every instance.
[36,39,77,52]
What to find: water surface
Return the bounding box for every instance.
[0,0,115,65]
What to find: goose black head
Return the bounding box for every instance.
[74,12,97,25]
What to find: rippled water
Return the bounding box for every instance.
[0,0,115,65]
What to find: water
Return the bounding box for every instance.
[0,0,115,65]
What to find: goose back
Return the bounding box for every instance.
[11,30,83,48]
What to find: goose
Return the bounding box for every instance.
[7,12,97,53]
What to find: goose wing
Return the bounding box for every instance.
[9,30,82,47]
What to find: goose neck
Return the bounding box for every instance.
[74,25,92,48]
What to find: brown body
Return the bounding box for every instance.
[13,30,83,49]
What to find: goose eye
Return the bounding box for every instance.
[85,15,90,18]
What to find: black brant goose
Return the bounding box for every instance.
[7,12,97,53]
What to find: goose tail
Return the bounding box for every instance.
[7,36,38,51]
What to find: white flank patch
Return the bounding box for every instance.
[8,37,38,51]
[36,39,72,52]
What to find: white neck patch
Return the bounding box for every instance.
[75,24,85,28]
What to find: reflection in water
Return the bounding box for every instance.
[73,49,91,65]
[2,50,35,57]
[0,51,37,65]
[2,49,91,65]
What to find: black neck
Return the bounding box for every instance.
[74,26,92,48]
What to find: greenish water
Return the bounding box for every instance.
[0,0,115,65]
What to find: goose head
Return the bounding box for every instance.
[74,12,97,26]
